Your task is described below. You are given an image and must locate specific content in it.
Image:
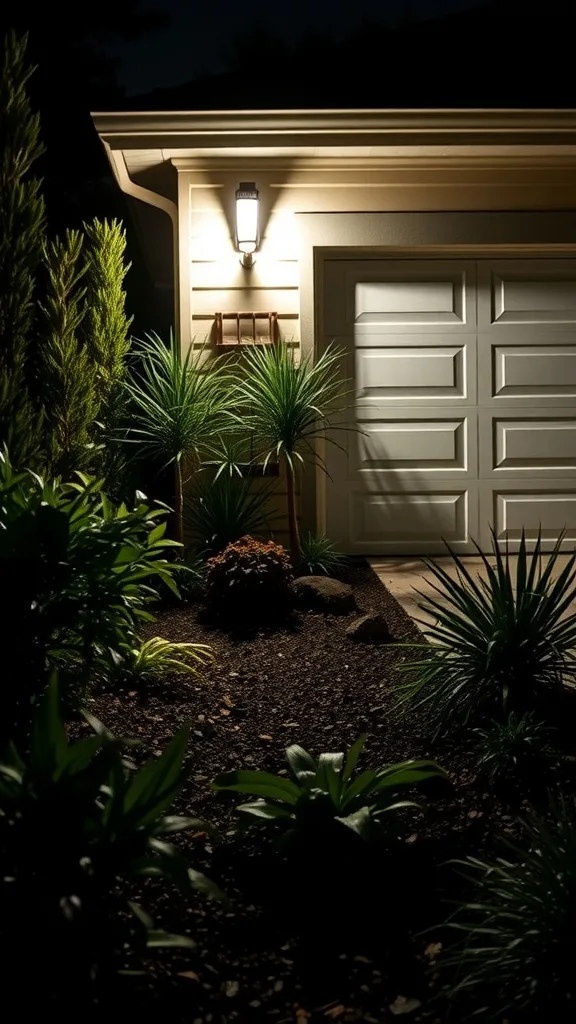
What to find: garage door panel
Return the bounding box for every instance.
[478,337,576,405]
[354,333,476,405]
[480,410,576,478]
[480,483,576,551]
[343,484,477,554]
[324,257,576,554]
[323,260,476,335]
[478,260,576,330]
[352,410,477,477]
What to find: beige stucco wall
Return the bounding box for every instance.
[176,155,576,351]
[173,154,576,537]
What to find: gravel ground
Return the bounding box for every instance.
[80,561,573,1022]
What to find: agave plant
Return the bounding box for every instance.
[125,333,234,545]
[118,636,213,683]
[443,795,576,1019]
[299,531,347,576]
[234,342,350,564]
[395,531,576,736]
[212,736,445,841]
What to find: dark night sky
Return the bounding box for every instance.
[111,0,486,95]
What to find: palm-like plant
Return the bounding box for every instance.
[125,333,234,546]
[234,343,349,563]
[395,531,576,737]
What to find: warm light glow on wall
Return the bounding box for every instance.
[235,182,259,267]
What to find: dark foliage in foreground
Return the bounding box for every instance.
[0,448,180,739]
[444,795,576,1020]
[0,679,220,1001]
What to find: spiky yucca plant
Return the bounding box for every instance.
[186,471,273,555]
[235,343,349,564]
[125,333,234,546]
[474,711,555,785]
[299,532,347,576]
[395,531,576,736]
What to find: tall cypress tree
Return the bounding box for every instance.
[41,230,100,479]
[83,218,133,490]
[0,31,46,466]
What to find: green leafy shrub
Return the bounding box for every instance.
[205,535,294,617]
[475,711,555,786]
[213,736,445,842]
[0,678,220,1001]
[299,531,347,576]
[0,448,180,738]
[443,796,576,1020]
[395,531,576,737]
[117,636,213,684]
[186,471,272,555]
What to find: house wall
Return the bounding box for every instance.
[175,154,576,539]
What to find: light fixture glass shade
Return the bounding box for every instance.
[235,182,259,255]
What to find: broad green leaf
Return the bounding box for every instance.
[317,752,344,805]
[212,770,300,803]
[146,931,196,949]
[342,735,366,783]
[336,806,373,839]
[123,728,189,824]
[31,676,68,779]
[237,800,294,821]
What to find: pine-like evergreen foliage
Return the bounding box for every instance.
[41,230,100,478]
[83,219,133,489]
[0,31,46,466]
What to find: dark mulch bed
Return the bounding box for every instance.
[80,561,576,1022]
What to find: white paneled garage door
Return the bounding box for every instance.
[323,259,576,554]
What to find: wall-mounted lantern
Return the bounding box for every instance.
[235,181,259,268]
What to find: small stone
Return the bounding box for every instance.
[345,612,391,644]
[293,576,356,615]
[389,995,422,1015]
[258,734,273,742]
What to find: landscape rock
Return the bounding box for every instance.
[293,575,356,615]
[345,612,391,644]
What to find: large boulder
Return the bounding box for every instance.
[293,575,356,615]
[345,612,391,644]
